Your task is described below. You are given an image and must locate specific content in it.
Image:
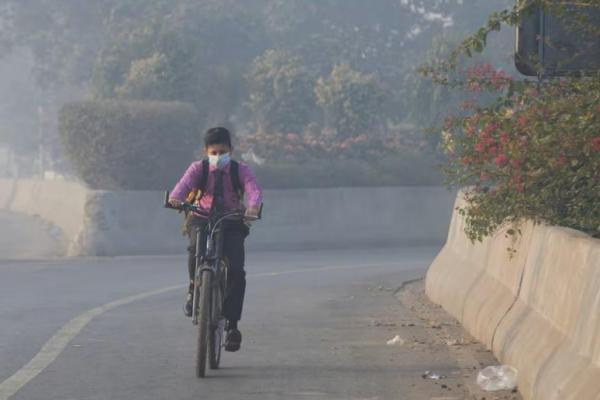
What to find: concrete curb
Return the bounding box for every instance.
[426,193,600,400]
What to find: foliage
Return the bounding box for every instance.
[59,100,200,190]
[445,73,600,239]
[237,130,442,188]
[245,50,317,133]
[1,0,513,125]
[315,65,388,138]
[239,129,430,162]
[425,0,600,240]
[251,156,443,190]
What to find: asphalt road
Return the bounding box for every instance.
[0,245,450,400]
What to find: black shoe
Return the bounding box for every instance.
[183,292,193,317]
[225,329,242,352]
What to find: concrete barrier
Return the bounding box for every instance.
[0,179,89,255]
[0,179,455,256]
[426,193,600,400]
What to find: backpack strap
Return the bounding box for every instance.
[196,159,244,201]
[229,160,244,200]
[196,159,210,200]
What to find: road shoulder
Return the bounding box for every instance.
[395,279,522,400]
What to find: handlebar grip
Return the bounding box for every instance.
[164,191,171,208]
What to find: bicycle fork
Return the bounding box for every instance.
[192,225,222,326]
[192,229,203,325]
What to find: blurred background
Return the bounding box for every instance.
[0,0,515,190]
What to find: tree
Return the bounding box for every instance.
[245,50,317,133]
[315,64,387,137]
[89,0,268,125]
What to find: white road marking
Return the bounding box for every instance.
[0,262,422,399]
[0,285,183,400]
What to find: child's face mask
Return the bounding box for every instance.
[209,153,231,170]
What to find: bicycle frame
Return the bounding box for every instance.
[191,214,229,325]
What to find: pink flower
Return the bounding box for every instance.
[500,131,509,144]
[590,136,600,152]
[516,183,525,193]
[495,154,508,166]
[467,82,481,92]
[482,123,498,136]
[465,125,475,137]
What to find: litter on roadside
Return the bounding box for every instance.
[445,338,466,346]
[386,335,405,346]
[476,365,518,391]
[422,370,447,380]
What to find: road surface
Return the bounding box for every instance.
[0,245,468,400]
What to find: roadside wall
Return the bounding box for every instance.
[0,179,455,256]
[426,194,600,400]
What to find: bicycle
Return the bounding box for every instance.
[164,191,262,378]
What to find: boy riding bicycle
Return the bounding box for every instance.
[169,127,263,352]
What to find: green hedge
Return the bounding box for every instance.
[59,100,201,190]
[250,153,444,189]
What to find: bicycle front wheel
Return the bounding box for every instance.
[196,269,212,378]
[209,260,227,369]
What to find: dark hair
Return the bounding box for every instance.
[204,127,232,148]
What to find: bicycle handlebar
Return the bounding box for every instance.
[163,191,263,221]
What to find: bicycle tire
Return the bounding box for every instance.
[209,260,227,369]
[196,269,212,378]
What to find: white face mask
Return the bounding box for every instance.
[208,153,231,170]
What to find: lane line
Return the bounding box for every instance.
[0,285,184,400]
[0,261,424,399]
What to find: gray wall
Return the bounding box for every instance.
[0,179,455,256]
[249,186,455,250]
[81,186,455,255]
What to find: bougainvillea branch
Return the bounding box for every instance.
[422,1,600,241]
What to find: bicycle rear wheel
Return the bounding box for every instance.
[196,269,212,378]
[209,260,227,369]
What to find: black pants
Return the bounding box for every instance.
[187,216,248,323]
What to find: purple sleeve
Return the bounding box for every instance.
[239,163,263,208]
[169,161,203,201]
